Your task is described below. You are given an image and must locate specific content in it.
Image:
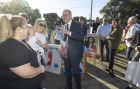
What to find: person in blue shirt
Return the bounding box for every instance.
[54,18,65,44]
[96,17,111,62]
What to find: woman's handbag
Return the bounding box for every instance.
[131,52,140,62]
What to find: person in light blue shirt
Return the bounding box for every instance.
[54,18,65,44]
[96,17,111,61]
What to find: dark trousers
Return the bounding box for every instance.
[38,86,42,89]
[109,49,117,70]
[64,52,81,89]
[100,40,109,61]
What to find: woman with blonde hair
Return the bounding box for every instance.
[34,19,48,36]
[0,14,13,43]
[34,19,48,64]
[26,24,49,64]
[0,15,45,89]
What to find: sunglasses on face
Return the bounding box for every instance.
[104,20,108,22]
[39,23,46,28]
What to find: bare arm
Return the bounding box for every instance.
[10,63,45,79]
[122,35,133,41]
[106,36,115,40]
[98,35,105,41]
[36,40,47,48]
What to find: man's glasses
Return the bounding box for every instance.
[39,23,46,28]
[62,14,70,17]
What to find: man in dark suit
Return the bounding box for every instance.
[61,9,84,89]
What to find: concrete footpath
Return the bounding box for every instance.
[41,52,137,89]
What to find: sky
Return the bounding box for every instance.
[0,0,110,19]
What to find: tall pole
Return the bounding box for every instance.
[90,0,93,27]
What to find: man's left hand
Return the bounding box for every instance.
[60,28,70,35]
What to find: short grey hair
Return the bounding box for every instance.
[63,9,72,15]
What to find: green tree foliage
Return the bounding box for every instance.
[73,16,80,22]
[43,13,59,31]
[28,9,41,23]
[0,0,30,15]
[118,0,140,24]
[100,0,140,24]
[0,0,41,23]
[100,0,120,22]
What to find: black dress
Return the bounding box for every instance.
[0,38,42,89]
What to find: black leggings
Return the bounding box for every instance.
[109,49,117,70]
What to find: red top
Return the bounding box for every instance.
[86,43,96,49]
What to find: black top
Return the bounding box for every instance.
[131,30,140,48]
[0,38,42,89]
[92,22,100,33]
[82,24,87,36]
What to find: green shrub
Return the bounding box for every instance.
[116,43,126,53]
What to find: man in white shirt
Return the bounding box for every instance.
[96,17,111,61]
[123,16,140,60]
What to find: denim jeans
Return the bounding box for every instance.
[126,47,133,60]
[100,40,109,61]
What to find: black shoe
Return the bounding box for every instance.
[65,86,72,89]
[125,86,132,89]
[105,69,109,72]
[109,72,115,77]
